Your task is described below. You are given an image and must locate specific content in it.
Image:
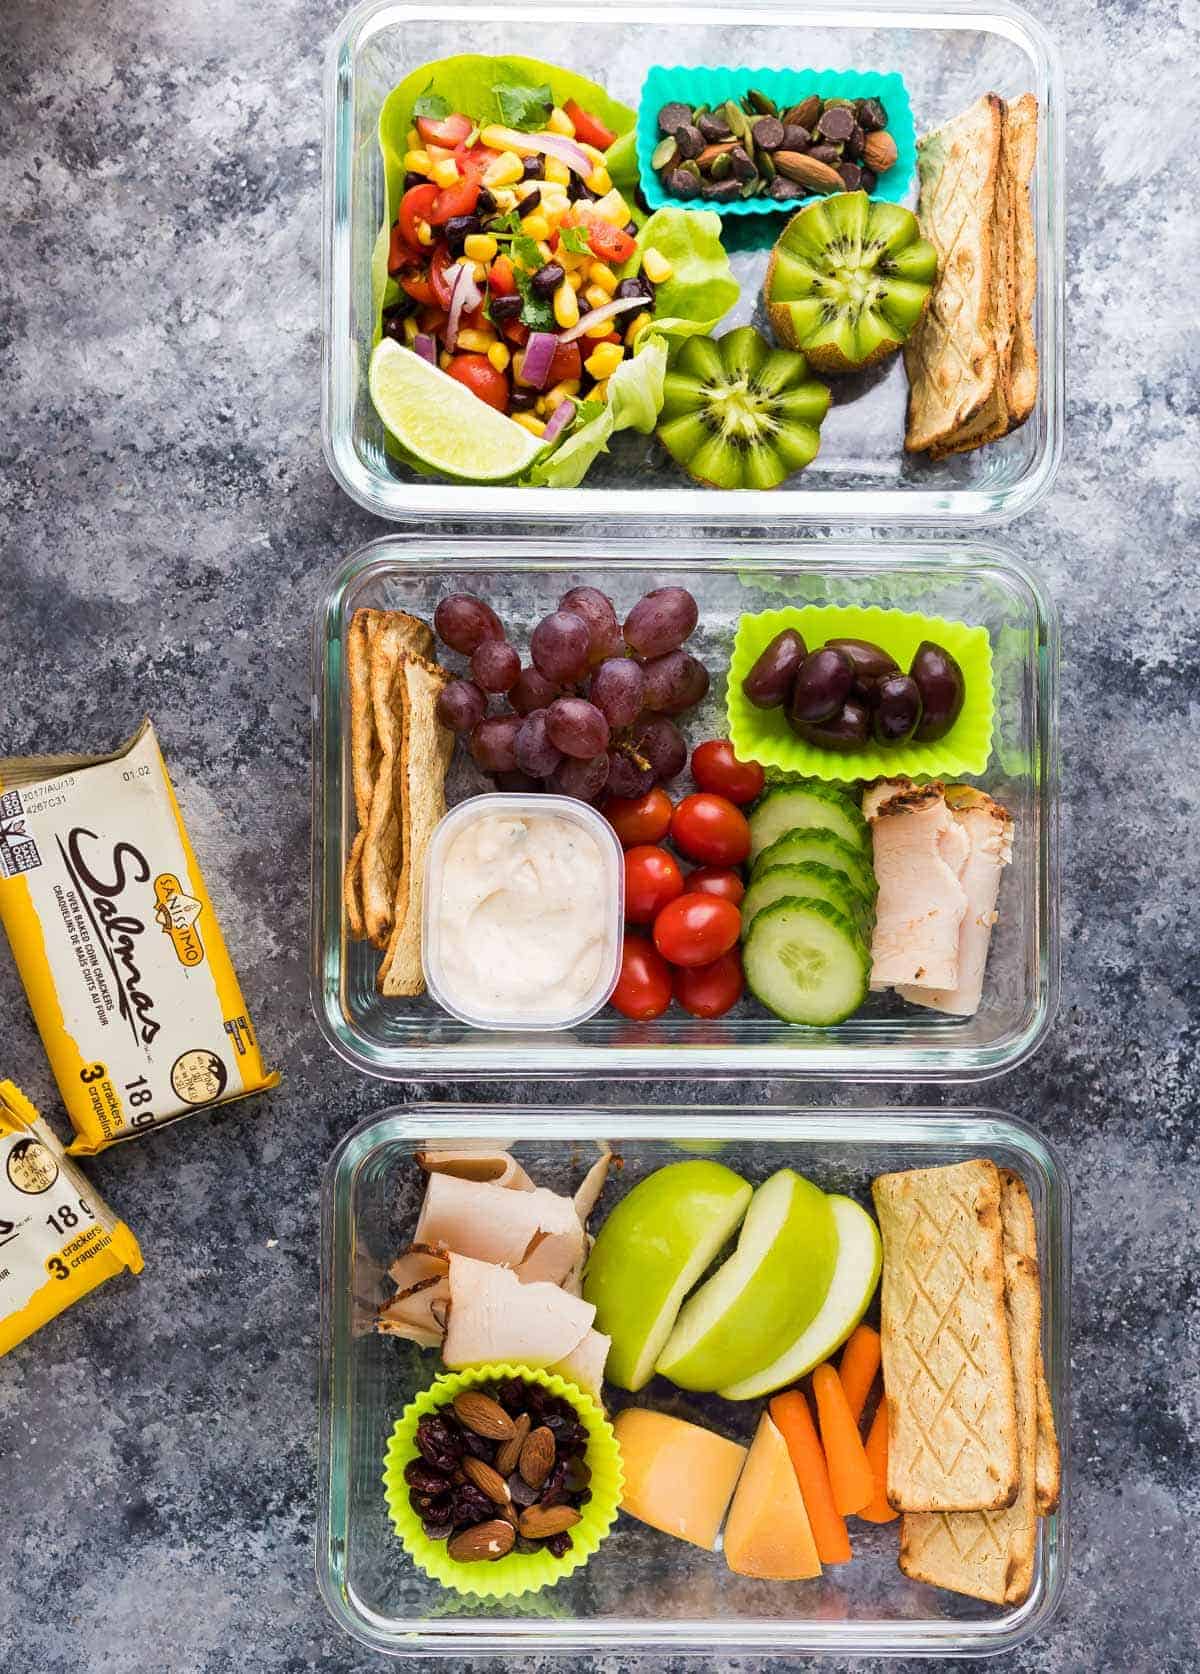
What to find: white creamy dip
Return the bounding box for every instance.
[431,808,617,1023]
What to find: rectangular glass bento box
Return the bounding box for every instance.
[311,532,1059,1081]
[322,0,1064,526]
[317,1104,1070,1658]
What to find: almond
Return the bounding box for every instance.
[452,1391,516,1441]
[494,1412,531,1477]
[462,1455,511,1506]
[517,1504,581,1539]
[447,1518,515,1563]
[773,151,843,193]
[862,130,899,172]
[519,1425,556,1490]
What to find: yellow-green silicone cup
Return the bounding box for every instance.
[383,1363,623,1600]
[727,604,994,783]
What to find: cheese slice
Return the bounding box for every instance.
[724,1412,822,1580]
[614,1408,747,1551]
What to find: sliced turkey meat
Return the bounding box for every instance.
[377,1243,450,1347]
[441,1253,596,1369]
[897,785,1014,1015]
[414,1171,585,1285]
[864,779,969,990]
[416,1145,534,1191]
[550,1328,611,1397]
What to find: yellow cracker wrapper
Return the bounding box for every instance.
[0,721,278,1153]
[0,1080,142,1356]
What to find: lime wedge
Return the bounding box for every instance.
[368,339,546,482]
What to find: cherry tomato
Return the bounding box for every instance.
[606,787,673,848]
[690,739,766,806]
[445,354,509,412]
[624,845,684,925]
[547,339,583,386]
[564,99,618,151]
[585,219,637,266]
[416,304,449,334]
[673,948,745,1018]
[670,793,752,867]
[429,242,456,309]
[610,933,672,1020]
[416,111,473,149]
[430,172,482,225]
[684,866,746,907]
[652,894,741,967]
[399,269,437,305]
[501,317,530,346]
[398,183,438,252]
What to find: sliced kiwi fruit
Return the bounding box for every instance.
[656,325,832,490]
[765,191,938,374]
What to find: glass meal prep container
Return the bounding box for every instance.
[322,0,1064,526]
[311,532,1059,1081]
[318,1103,1071,1658]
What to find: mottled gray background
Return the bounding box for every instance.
[1,0,1197,1671]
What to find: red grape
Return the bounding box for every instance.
[470,638,520,694]
[435,593,503,654]
[559,586,623,664]
[590,657,645,728]
[515,709,563,779]
[510,665,559,715]
[623,587,699,658]
[436,679,487,734]
[469,715,521,774]
[495,769,540,792]
[635,716,687,783]
[606,749,655,800]
[551,752,611,802]
[641,650,710,716]
[531,610,591,683]
[546,696,610,759]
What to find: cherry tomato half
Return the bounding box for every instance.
[606,787,673,848]
[673,947,745,1018]
[430,172,482,225]
[624,845,684,925]
[398,183,439,253]
[445,354,509,412]
[429,242,456,309]
[546,338,583,386]
[564,99,618,151]
[398,269,437,305]
[652,893,741,968]
[684,866,746,907]
[669,793,752,867]
[416,111,473,149]
[690,739,766,806]
[610,933,672,1020]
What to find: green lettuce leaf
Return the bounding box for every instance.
[526,338,668,488]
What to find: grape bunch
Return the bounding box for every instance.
[433,585,709,803]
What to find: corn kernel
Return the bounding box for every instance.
[404,148,432,175]
[515,180,542,200]
[584,283,612,312]
[463,233,498,263]
[590,377,609,404]
[591,188,631,227]
[587,261,617,294]
[540,193,569,227]
[487,341,511,373]
[536,240,555,264]
[469,260,488,284]
[585,166,612,196]
[439,351,453,370]
[482,149,525,188]
[544,156,571,186]
[585,314,615,338]
[567,270,584,291]
[553,280,579,329]
[547,105,576,137]
[478,123,538,156]
[492,188,518,212]
[625,310,653,344]
[545,378,581,408]
[578,142,607,165]
[522,213,550,241]
[642,247,673,285]
[584,341,624,380]
[512,412,547,438]
[415,220,434,247]
[431,157,460,189]
[402,316,419,344]
[456,327,497,353]
[406,127,421,149]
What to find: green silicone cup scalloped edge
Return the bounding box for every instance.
[726,605,994,782]
[383,1362,623,1600]
[636,66,916,217]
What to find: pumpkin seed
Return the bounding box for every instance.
[652,136,678,171]
[746,88,778,116]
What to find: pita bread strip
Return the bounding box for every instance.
[360,621,410,946]
[1035,1347,1061,1514]
[343,828,368,941]
[1004,95,1039,427]
[347,609,378,831]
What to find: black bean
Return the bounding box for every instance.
[522,155,545,180]
[568,175,597,202]
[443,212,481,255]
[488,292,522,323]
[475,187,497,217]
[615,274,653,303]
[508,386,539,412]
[403,171,431,191]
[530,261,565,299]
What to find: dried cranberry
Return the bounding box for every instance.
[415,1415,462,1471]
[423,1516,454,1542]
[462,1430,495,1462]
[508,1472,539,1508]
[515,1535,540,1555]
[452,1485,494,1527]
[546,1531,573,1559]
[404,1459,450,1494]
[498,1380,528,1414]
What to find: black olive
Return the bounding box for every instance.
[615,274,654,304]
[909,641,966,741]
[824,638,900,706]
[522,154,545,180]
[789,648,854,726]
[443,213,481,255]
[530,261,565,300]
[743,628,807,709]
[873,675,924,745]
[792,699,872,752]
[402,171,432,191]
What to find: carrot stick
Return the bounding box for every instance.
[838,1324,881,1425]
[769,1390,852,1565]
[811,1362,875,1516]
[857,1397,898,1523]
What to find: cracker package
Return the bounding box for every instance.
[0,722,278,1154]
[0,1080,142,1355]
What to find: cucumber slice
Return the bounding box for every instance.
[751,828,877,901]
[748,784,869,863]
[743,896,870,1026]
[743,862,874,940]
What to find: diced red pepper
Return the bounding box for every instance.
[585,219,637,266]
[417,304,449,334]
[416,112,473,149]
[501,317,530,347]
[489,254,517,297]
[564,99,618,151]
[547,339,582,385]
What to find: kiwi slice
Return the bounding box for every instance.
[656,326,832,490]
[765,191,938,374]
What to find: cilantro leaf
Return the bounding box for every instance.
[412,88,450,121]
[559,225,591,256]
[493,81,554,131]
[514,266,555,330]
[510,231,544,273]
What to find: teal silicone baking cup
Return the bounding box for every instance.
[636,66,916,217]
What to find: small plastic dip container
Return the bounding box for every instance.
[421,793,624,1032]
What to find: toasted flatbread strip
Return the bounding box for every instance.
[1035,1348,1061,1514]
[348,609,379,830]
[904,95,1004,454]
[344,828,368,940]
[377,654,454,996]
[1004,95,1039,427]
[899,1171,1041,1604]
[360,620,411,947]
[873,1158,1018,1512]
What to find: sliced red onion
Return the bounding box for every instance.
[558,294,646,345]
[541,400,575,446]
[413,333,437,365]
[445,262,483,351]
[528,132,593,176]
[518,330,559,390]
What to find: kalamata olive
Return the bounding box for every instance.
[873,674,923,745]
[909,640,966,741]
[743,628,806,709]
[824,637,900,706]
[792,698,872,752]
[789,647,854,726]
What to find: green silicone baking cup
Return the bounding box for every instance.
[637,66,916,217]
[383,1363,623,1600]
[727,606,995,782]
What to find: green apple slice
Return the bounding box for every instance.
[582,1160,752,1392]
[717,1195,882,1400]
[655,1169,837,1392]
